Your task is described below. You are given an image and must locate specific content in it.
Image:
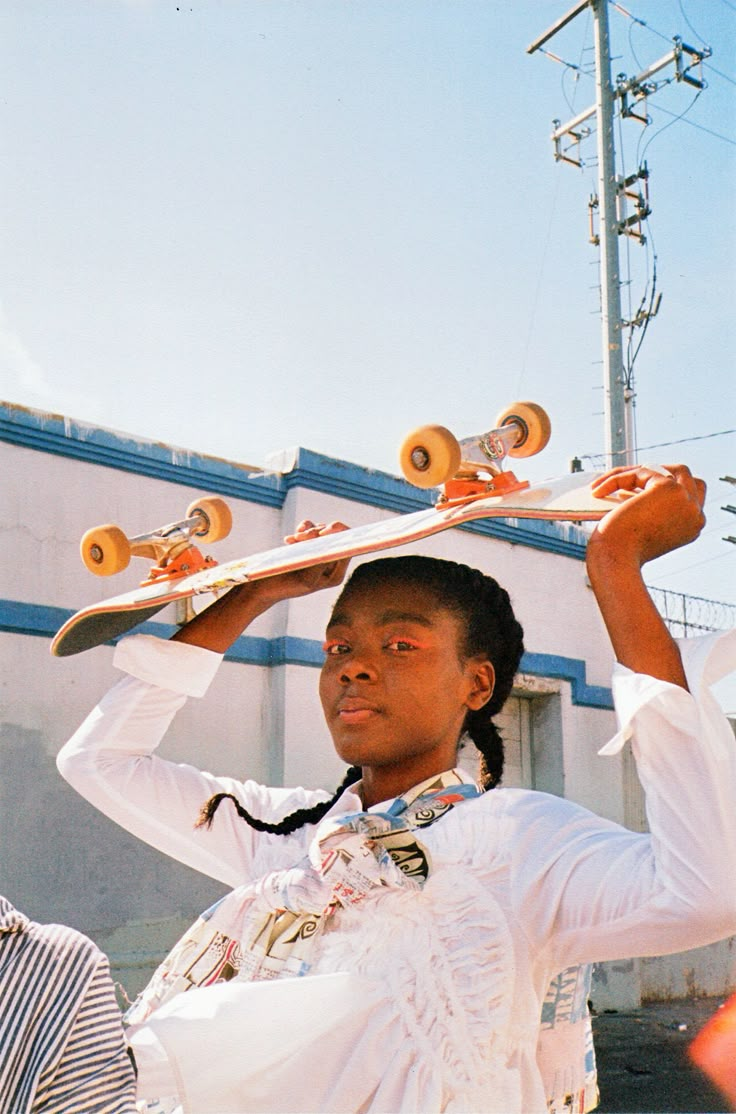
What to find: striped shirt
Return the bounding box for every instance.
[0,896,136,1113]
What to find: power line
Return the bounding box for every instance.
[531,3,729,469]
[704,61,736,88]
[678,0,708,48]
[646,548,735,584]
[580,427,736,462]
[610,3,681,48]
[648,100,736,147]
[632,427,735,452]
[609,4,736,136]
[618,1,736,90]
[637,89,704,163]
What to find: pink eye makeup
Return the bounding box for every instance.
[321,634,428,655]
[384,636,425,651]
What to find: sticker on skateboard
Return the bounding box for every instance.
[51,403,616,658]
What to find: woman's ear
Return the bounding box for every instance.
[465,659,495,711]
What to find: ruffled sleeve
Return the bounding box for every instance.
[512,629,736,972]
[57,635,336,888]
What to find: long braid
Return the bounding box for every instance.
[457,566,524,788]
[196,765,362,835]
[196,555,524,834]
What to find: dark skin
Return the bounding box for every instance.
[586,464,705,689]
[173,464,706,803]
[318,582,494,805]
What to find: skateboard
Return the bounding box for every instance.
[51,403,616,658]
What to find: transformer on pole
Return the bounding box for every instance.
[527,2,710,469]
[590,0,628,467]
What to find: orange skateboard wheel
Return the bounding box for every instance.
[80,525,131,576]
[495,402,551,458]
[399,425,462,488]
[185,497,233,543]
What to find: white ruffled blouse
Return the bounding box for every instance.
[57,631,736,1114]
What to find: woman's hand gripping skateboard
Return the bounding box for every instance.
[172,519,350,654]
[585,464,706,690]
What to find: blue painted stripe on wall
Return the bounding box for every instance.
[0,599,613,708]
[520,651,614,709]
[0,404,284,507]
[1,402,589,560]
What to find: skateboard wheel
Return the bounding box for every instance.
[399,425,462,488]
[495,401,551,458]
[186,497,233,543]
[80,525,131,576]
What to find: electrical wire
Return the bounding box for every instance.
[519,11,594,392]
[646,100,736,147]
[610,3,676,48]
[613,0,736,105]
[612,0,736,98]
[580,427,736,462]
[626,16,644,74]
[705,62,736,88]
[532,3,733,464]
[646,549,734,584]
[678,0,708,48]
[558,17,595,117]
[638,88,704,163]
[624,233,658,386]
[609,43,661,407]
[607,4,729,402]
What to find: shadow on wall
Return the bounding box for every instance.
[0,723,226,994]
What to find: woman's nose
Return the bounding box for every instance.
[339,657,376,683]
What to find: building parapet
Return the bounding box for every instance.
[1,400,591,559]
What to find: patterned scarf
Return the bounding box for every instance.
[126,770,597,1114]
[126,769,478,1024]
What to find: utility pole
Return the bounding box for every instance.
[527,1,709,468]
[590,0,627,466]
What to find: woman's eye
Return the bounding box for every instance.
[386,639,420,652]
[322,640,349,655]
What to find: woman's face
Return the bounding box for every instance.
[319,580,494,800]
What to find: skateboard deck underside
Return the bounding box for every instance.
[52,472,609,657]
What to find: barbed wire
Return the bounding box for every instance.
[648,585,736,634]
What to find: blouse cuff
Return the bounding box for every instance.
[598,628,736,757]
[114,634,223,698]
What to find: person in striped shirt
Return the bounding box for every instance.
[0,895,136,1114]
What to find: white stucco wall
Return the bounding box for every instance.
[1,401,733,1007]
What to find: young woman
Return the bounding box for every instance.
[57,464,736,1114]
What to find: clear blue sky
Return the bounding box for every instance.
[2,1,734,616]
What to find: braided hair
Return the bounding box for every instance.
[197,555,524,835]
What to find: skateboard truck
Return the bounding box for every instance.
[80,498,233,585]
[399,401,552,506]
[78,403,551,586]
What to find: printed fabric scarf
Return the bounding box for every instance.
[126,769,597,1114]
[126,768,478,1025]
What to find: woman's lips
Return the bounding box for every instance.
[336,699,380,724]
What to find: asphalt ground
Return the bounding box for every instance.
[593,996,733,1113]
